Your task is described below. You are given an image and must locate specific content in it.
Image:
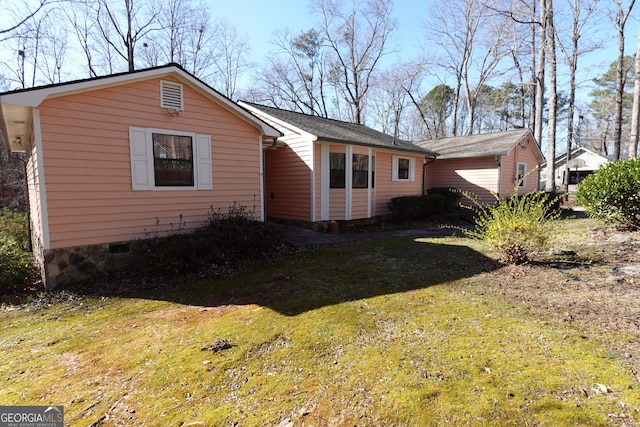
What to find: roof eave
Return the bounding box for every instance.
[0,65,282,141]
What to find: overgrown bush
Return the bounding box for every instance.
[576,157,640,229]
[128,205,293,279]
[0,237,36,295]
[0,208,29,251]
[462,191,561,264]
[388,189,460,222]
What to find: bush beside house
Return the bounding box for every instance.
[576,157,640,229]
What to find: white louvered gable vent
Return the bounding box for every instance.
[160,80,184,110]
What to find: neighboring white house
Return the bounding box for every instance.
[540,146,609,191]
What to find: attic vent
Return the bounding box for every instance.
[160,80,184,110]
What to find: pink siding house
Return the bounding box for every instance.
[0,64,280,288]
[239,102,438,228]
[417,130,544,204]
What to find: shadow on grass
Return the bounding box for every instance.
[125,235,497,316]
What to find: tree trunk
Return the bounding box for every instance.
[545,0,557,193]
[534,0,546,147]
[630,23,640,158]
[564,1,580,194]
[613,22,625,160]
[612,0,637,159]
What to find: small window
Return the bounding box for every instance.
[352,154,369,188]
[160,80,184,110]
[392,156,415,181]
[153,133,194,186]
[516,162,527,187]
[330,153,345,188]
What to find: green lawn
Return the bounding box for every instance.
[1,220,639,426]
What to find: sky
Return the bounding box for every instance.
[208,0,427,65]
[206,0,640,100]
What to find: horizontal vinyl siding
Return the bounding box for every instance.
[374,152,423,216]
[351,146,370,220]
[500,143,541,197]
[38,76,263,248]
[327,145,347,221]
[264,127,313,221]
[428,157,499,204]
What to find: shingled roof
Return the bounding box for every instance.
[415,129,537,160]
[241,102,437,157]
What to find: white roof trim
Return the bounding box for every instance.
[0,65,281,139]
[239,101,318,142]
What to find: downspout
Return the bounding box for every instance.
[496,155,502,198]
[423,155,437,195]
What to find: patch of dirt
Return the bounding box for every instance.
[487,223,640,382]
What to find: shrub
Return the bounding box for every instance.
[127,205,292,279]
[388,190,460,222]
[576,158,640,229]
[428,187,462,206]
[0,208,29,251]
[462,191,561,264]
[0,237,36,295]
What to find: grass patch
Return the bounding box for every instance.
[1,220,639,426]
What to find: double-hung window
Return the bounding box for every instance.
[129,127,212,190]
[330,153,346,188]
[352,154,370,188]
[153,133,194,186]
[330,152,375,188]
[392,156,415,181]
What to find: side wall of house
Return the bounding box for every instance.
[499,141,541,197]
[428,157,499,204]
[373,151,424,216]
[258,118,314,223]
[37,76,263,250]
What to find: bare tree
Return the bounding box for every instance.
[631,24,640,158]
[428,0,514,135]
[137,0,220,84]
[605,0,637,159]
[557,0,598,192]
[487,0,545,143]
[254,28,331,115]
[95,0,159,72]
[371,61,426,139]
[315,0,396,124]
[545,0,558,192]
[66,4,99,77]
[3,9,66,88]
[534,0,547,146]
[210,18,251,99]
[0,0,54,42]
[36,8,68,84]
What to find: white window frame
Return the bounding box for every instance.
[392,155,415,182]
[516,162,527,187]
[129,126,212,191]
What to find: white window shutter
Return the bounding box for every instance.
[129,127,151,190]
[196,134,212,190]
[409,158,416,181]
[391,156,399,181]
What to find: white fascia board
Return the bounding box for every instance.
[0,66,282,139]
[238,102,318,142]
